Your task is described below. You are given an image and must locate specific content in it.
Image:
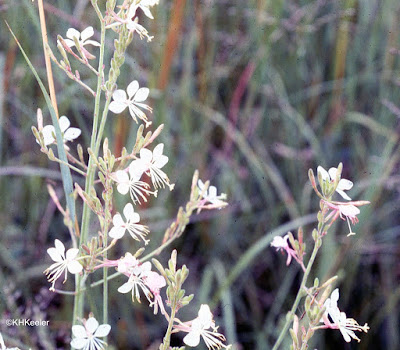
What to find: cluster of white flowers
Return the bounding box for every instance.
[106,0,160,40]
[38,1,232,349]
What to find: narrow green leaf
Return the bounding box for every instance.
[6,22,76,229]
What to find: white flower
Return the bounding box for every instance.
[113,161,157,203]
[317,166,353,200]
[146,271,166,315]
[44,239,82,291]
[109,203,149,244]
[198,180,226,205]
[40,116,81,146]
[117,253,139,275]
[63,26,100,60]
[0,333,20,350]
[64,27,100,48]
[129,0,159,20]
[70,317,111,350]
[130,144,174,190]
[322,289,369,343]
[109,81,152,126]
[118,261,152,303]
[183,305,228,350]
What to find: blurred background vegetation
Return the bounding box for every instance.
[0,0,400,349]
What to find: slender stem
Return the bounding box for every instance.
[72,9,106,326]
[161,304,177,350]
[37,0,59,119]
[53,158,87,176]
[271,239,320,350]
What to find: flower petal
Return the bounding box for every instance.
[183,331,201,347]
[66,248,79,260]
[115,170,129,183]
[42,125,56,145]
[70,338,87,349]
[59,116,71,133]
[338,179,353,191]
[64,127,82,141]
[67,260,83,274]
[54,239,66,256]
[154,154,168,169]
[127,80,139,99]
[109,101,127,114]
[85,39,101,47]
[66,28,80,40]
[72,324,87,338]
[336,189,352,201]
[328,167,338,181]
[80,26,94,42]
[112,213,125,227]
[134,87,149,102]
[118,281,133,293]
[112,89,128,102]
[317,166,329,181]
[109,226,125,239]
[140,148,153,163]
[63,39,75,48]
[140,6,154,19]
[198,304,213,328]
[117,183,130,195]
[94,324,111,337]
[129,160,146,180]
[339,205,360,217]
[47,247,63,262]
[123,203,135,220]
[85,317,99,334]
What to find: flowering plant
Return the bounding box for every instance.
[6,0,231,348]
[270,164,370,349]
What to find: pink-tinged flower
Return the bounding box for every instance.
[118,261,152,303]
[70,317,111,350]
[175,305,230,350]
[118,260,166,313]
[40,116,81,146]
[145,271,166,315]
[109,80,152,126]
[113,161,157,204]
[44,239,82,291]
[198,180,227,206]
[317,166,353,200]
[130,144,174,190]
[324,201,367,236]
[271,235,295,265]
[63,27,100,60]
[117,253,139,275]
[109,203,149,244]
[320,289,369,343]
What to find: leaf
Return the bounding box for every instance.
[6,21,76,229]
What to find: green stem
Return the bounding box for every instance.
[161,304,177,350]
[72,10,106,327]
[271,239,320,350]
